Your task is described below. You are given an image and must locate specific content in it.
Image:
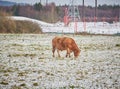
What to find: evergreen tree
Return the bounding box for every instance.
[12,5,20,16]
[34,2,43,11]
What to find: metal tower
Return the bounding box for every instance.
[68,0,81,22]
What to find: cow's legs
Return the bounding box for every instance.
[66,48,71,57]
[52,47,55,57]
[57,49,61,57]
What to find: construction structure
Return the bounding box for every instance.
[64,0,81,26]
[68,0,81,21]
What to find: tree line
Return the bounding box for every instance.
[0,2,120,23]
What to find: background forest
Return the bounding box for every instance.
[0,2,120,23]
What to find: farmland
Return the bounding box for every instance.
[0,34,120,89]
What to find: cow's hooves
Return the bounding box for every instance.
[66,55,67,57]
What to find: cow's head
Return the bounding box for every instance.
[74,49,80,58]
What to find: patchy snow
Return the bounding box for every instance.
[10,16,54,27]
[0,34,120,89]
[10,16,120,34]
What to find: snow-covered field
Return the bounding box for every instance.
[11,16,120,34]
[0,34,120,89]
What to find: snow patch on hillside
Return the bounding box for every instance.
[10,16,120,34]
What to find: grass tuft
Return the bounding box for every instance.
[115,44,120,47]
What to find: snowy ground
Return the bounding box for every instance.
[11,16,120,34]
[0,34,120,89]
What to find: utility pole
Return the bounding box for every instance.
[95,0,97,22]
[82,0,84,21]
[46,0,48,5]
[119,7,120,22]
[82,0,86,32]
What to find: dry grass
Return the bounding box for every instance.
[0,34,119,89]
[0,11,42,33]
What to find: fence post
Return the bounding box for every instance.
[102,17,105,27]
[83,17,86,32]
[74,19,78,34]
[115,17,118,27]
[94,16,97,27]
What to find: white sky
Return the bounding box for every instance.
[1,0,120,6]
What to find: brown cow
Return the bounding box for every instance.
[52,36,80,58]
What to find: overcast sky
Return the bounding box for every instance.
[2,0,120,6]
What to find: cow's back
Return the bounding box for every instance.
[62,37,76,49]
[52,37,66,50]
[52,37,77,50]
